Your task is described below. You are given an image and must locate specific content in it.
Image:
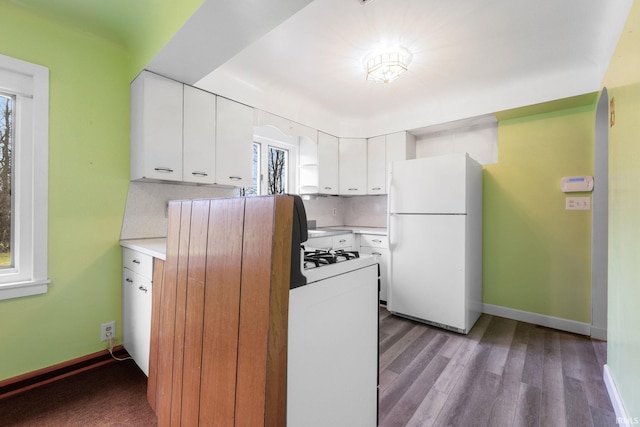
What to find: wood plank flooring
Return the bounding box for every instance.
[378,308,616,427]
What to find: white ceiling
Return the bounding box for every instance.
[191,0,631,137]
[11,0,628,137]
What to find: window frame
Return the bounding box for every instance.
[0,53,49,300]
[253,134,298,196]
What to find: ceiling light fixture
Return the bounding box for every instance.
[364,47,412,83]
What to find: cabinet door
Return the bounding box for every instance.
[339,138,367,195]
[317,132,339,195]
[130,71,183,182]
[183,86,216,184]
[123,267,152,376]
[215,97,253,187]
[360,245,389,303]
[367,135,386,194]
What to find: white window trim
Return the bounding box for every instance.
[254,134,298,196]
[0,53,49,300]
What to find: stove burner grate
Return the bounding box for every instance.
[303,248,360,269]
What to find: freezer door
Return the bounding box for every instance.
[389,154,468,214]
[388,214,466,330]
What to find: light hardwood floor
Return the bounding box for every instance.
[378,308,616,427]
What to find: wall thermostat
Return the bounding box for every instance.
[560,176,594,192]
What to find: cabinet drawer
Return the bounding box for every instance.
[306,236,332,249]
[333,234,354,249]
[360,234,388,248]
[123,248,153,279]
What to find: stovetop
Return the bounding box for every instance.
[299,247,377,285]
[303,249,360,269]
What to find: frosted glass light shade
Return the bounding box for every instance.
[364,47,412,83]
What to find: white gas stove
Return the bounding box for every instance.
[301,247,378,284]
[288,245,379,426]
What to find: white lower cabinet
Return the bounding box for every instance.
[122,248,153,376]
[359,234,390,303]
[306,233,354,251]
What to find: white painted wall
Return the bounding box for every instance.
[415,115,498,165]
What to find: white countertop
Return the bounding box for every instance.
[120,238,167,260]
[120,226,386,260]
[315,226,387,236]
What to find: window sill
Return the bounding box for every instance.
[0,279,50,301]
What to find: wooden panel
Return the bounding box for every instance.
[264,196,293,427]
[199,198,245,426]
[235,196,293,426]
[156,200,184,427]
[170,201,193,426]
[235,197,276,426]
[180,200,211,426]
[152,195,294,426]
[147,258,165,412]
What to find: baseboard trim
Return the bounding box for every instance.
[590,326,608,341]
[0,346,129,400]
[604,364,631,425]
[482,303,591,335]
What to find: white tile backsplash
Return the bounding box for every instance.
[120,181,235,239]
[301,197,344,228]
[344,195,387,227]
[302,195,387,228]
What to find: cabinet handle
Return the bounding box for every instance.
[372,252,382,256]
[348,188,358,191]
[372,239,382,243]
[324,186,332,190]
[371,187,381,191]
[138,286,148,293]
[132,259,141,264]
[126,278,134,283]
[338,239,346,243]
[191,171,208,177]
[229,176,242,181]
[154,167,174,173]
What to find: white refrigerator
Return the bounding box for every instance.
[387,153,482,334]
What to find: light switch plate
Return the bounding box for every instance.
[566,196,591,210]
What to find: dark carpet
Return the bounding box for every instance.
[0,360,157,426]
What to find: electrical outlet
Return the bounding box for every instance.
[101,321,116,342]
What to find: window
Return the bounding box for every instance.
[0,53,49,300]
[241,133,297,196]
[267,145,288,194]
[0,94,13,269]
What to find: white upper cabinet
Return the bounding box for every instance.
[339,138,367,195]
[367,131,416,194]
[318,132,340,195]
[131,72,254,187]
[367,135,386,195]
[215,97,254,187]
[183,85,216,184]
[131,71,183,182]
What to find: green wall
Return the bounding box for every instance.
[484,105,595,323]
[601,0,640,417]
[125,0,204,79]
[0,2,130,380]
[0,0,200,382]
